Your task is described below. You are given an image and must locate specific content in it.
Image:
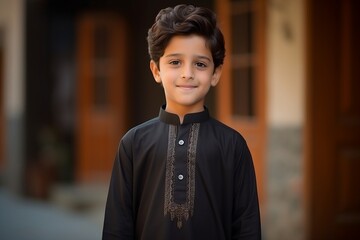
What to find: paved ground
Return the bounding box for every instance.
[0,188,103,240]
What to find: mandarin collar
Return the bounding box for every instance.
[159,105,210,125]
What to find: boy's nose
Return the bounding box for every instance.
[181,65,194,79]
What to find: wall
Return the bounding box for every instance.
[265,0,305,239]
[0,0,25,194]
[267,0,305,127]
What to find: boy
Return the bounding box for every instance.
[102,4,261,240]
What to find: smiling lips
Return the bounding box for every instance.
[177,84,197,90]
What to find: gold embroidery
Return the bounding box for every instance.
[164,123,200,229]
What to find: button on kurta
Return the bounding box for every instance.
[178,140,185,145]
[178,174,184,180]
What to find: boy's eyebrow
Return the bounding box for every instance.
[164,53,212,62]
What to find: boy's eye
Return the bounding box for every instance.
[169,60,180,65]
[195,62,207,68]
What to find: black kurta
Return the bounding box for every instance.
[102,106,261,240]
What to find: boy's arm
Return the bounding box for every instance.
[232,141,261,240]
[102,139,134,240]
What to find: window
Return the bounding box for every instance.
[230,0,256,118]
[93,24,109,108]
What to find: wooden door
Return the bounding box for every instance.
[305,0,360,238]
[216,0,267,207]
[76,13,128,182]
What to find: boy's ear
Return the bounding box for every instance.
[211,65,223,87]
[150,60,161,83]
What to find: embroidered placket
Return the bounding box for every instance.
[164,123,200,228]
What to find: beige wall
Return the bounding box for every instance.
[267,0,305,127]
[0,0,24,117]
[0,0,25,194]
[265,2,306,238]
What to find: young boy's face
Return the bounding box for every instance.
[150,34,222,115]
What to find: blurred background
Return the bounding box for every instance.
[0,0,359,239]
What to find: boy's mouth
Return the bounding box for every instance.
[177,85,197,89]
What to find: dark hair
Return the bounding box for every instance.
[147,4,225,69]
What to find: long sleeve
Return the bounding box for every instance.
[102,137,134,240]
[232,140,261,240]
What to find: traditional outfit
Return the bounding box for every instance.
[103,106,261,240]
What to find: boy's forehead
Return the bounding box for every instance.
[167,34,207,45]
[163,35,212,57]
